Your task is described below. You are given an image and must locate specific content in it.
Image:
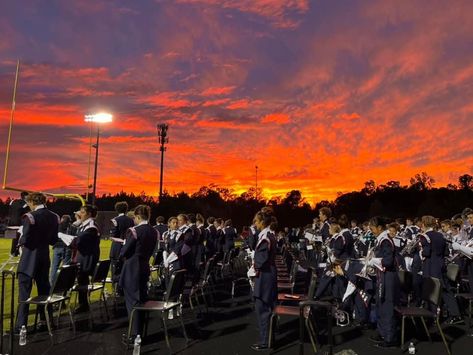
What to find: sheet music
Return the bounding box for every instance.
[58,232,76,246]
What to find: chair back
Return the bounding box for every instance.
[52,264,79,295]
[165,269,187,302]
[398,270,413,293]
[202,258,214,281]
[290,262,299,282]
[91,259,111,283]
[307,273,318,299]
[422,276,442,306]
[446,263,459,283]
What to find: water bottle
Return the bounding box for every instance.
[19,325,27,346]
[408,341,416,354]
[133,334,141,355]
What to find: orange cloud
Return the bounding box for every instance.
[261,113,290,124]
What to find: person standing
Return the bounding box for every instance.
[110,202,135,292]
[16,192,59,331]
[120,205,157,342]
[74,205,101,313]
[250,209,277,351]
[8,191,30,256]
[368,216,400,349]
[49,214,72,284]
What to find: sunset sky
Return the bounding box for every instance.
[0,1,472,204]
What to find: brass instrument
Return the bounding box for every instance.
[356,246,376,279]
[400,235,419,256]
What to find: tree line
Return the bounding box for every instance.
[0,173,472,230]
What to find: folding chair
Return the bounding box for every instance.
[127,269,189,352]
[395,276,451,355]
[20,264,78,343]
[269,273,318,348]
[72,259,111,322]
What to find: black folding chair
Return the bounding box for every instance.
[269,273,318,349]
[72,259,111,322]
[395,276,451,355]
[126,269,189,352]
[20,264,78,343]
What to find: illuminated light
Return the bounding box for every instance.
[84,113,113,123]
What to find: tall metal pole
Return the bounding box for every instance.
[255,165,258,200]
[157,124,169,201]
[91,125,100,205]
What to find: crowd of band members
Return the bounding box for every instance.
[6,191,473,350]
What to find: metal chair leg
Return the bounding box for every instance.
[420,316,432,342]
[268,313,275,348]
[127,309,136,348]
[178,306,189,343]
[101,289,109,319]
[401,316,405,350]
[67,299,75,335]
[306,317,318,353]
[436,318,451,355]
[44,306,53,344]
[161,312,172,352]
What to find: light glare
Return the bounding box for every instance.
[84,113,113,123]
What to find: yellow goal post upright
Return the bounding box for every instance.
[2,59,86,206]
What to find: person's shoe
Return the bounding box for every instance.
[74,305,90,314]
[374,341,398,349]
[369,334,384,343]
[250,343,269,351]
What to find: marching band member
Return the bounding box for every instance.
[109,202,134,293]
[223,219,237,253]
[119,205,157,342]
[250,209,277,352]
[318,207,332,242]
[452,210,473,290]
[314,222,347,300]
[351,219,361,239]
[205,216,218,258]
[368,216,400,349]
[16,193,59,332]
[195,213,206,264]
[419,216,461,323]
[74,204,101,313]
[8,191,30,257]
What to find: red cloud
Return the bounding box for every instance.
[261,113,290,124]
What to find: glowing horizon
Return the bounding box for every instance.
[0,1,472,205]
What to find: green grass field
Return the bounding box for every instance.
[0,238,113,329]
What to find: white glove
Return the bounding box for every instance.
[452,242,461,251]
[247,266,256,277]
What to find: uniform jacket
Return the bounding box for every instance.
[253,227,277,305]
[18,205,60,278]
[109,214,135,259]
[76,218,101,274]
[119,222,157,292]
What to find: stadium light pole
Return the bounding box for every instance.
[157,124,169,201]
[255,165,258,200]
[84,113,112,205]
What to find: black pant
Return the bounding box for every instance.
[77,271,90,307]
[16,272,51,329]
[254,298,273,346]
[123,277,148,336]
